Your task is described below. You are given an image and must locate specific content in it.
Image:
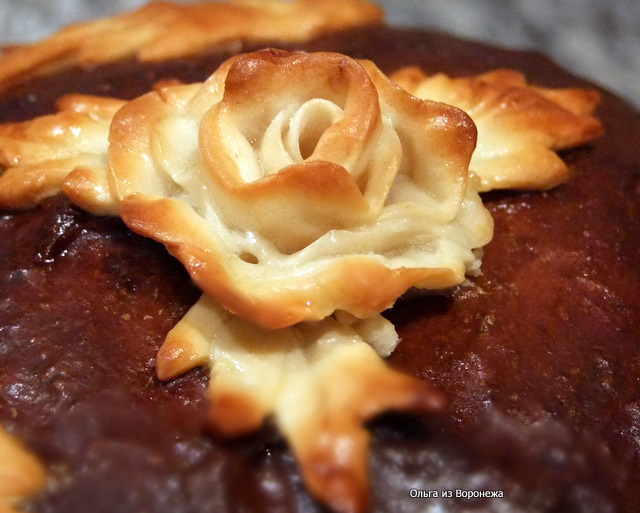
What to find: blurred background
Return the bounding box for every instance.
[0,0,638,107]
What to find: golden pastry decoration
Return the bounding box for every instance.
[0,94,124,211]
[109,50,492,328]
[158,296,445,513]
[0,44,603,513]
[0,49,492,513]
[392,67,603,190]
[2,50,493,328]
[0,426,46,513]
[0,0,383,92]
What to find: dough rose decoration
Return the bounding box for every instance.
[108,49,492,329]
[0,47,604,513]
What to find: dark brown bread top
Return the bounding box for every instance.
[1,26,639,513]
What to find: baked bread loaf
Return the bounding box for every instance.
[0,2,638,513]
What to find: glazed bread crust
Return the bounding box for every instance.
[0,22,639,513]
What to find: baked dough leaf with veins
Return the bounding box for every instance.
[0,94,124,211]
[158,297,445,513]
[0,48,602,513]
[392,67,603,191]
[0,0,383,92]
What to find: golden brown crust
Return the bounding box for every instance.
[0,0,383,92]
[0,427,46,513]
[392,67,603,190]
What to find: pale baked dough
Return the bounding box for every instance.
[106,50,492,328]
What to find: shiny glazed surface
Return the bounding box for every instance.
[1,26,639,512]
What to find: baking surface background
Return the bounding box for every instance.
[0,0,638,108]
